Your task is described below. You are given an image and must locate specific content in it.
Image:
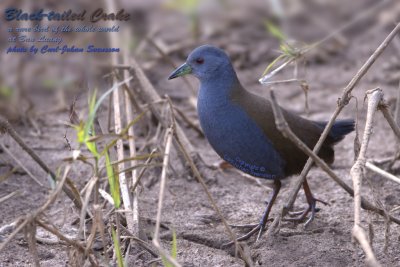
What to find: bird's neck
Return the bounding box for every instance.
[198,67,242,104]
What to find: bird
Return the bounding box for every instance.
[168,45,354,242]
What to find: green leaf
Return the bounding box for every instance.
[164,0,200,14]
[88,90,97,112]
[85,139,98,157]
[261,54,286,77]
[161,255,173,267]
[111,227,124,267]
[76,123,85,144]
[99,109,148,157]
[0,86,13,98]
[74,78,131,157]
[42,79,57,89]
[264,20,286,41]
[279,42,297,57]
[171,230,177,259]
[83,77,132,147]
[106,151,120,208]
[161,229,178,267]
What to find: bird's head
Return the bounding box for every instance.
[168,45,233,81]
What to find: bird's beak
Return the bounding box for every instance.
[168,63,192,80]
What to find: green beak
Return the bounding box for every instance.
[168,63,192,80]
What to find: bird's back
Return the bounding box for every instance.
[231,88,354,176]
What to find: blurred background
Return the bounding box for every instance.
[1,0,398,123]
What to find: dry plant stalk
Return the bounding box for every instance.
[0,190,20,204]
[0,142,43,186]
[363,100,400,185]
[152,127,182,267]
[0,118,82,210]
[0,165,70,252]
[266,22,400,235]
[366,162,400,185]
[128,57,198,163]
[35,219,98,266]
[78,175,98,237]
[173,126,254,266]
[394,79,400,127]
[104,0,135,236]
[146,36,198,109]
[379,101,400,140]
[265,89,400,241]
[350,88,383,267]
[122,26,141,238]
[259,0,392,85]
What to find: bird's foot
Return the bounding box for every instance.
[222,224,263,247]
[224,218,277,246]
[285,197,328,227]
[223,180,281,247]
[229,218,273,229]
[229,223,259,229]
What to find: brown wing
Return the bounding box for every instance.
[231,87,333,176]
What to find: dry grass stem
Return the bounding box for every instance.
[0,190,20,204]
[122,26,141,238]
[0,118,82,210]
[104,0,135,237]
[366,162,400,185]
[266,89,400,242]
[266,22,400,235]
[173,127,254,266]
[379,101,400,140]
[0,142,43,186]
[128,57,199,165]
[350,88,383,267]
[35,219,98,266]
[152,127,182,267]
[0,164,71,252]
[146,36,197,96]
[394,79,400,127]
[78,175,98,238]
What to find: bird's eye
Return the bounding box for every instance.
[195,58,204,64]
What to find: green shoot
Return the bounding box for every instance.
[261,54,286,77]
[98,109,148,158]
[0,86,12,98]
[73,77,132,158]
[42,79,57,89]
[264,20,287,41]
[261,20,307,83]
[82,78,132,150]
[161,230,178,267]
[171,230,177,260]
[105,151,121,208]
[111,227,124,267]
[164,0,200,14]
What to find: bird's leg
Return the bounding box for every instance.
[286,178,328,226]
[224,179,281,246]
[256,179,281,240]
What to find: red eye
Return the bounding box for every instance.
[196,58,204,64]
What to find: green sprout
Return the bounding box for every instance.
[105,150,121,208]
[161,230,178,267]
[261,20,308,83]
[0,86,13,98]
[111,226,124,267]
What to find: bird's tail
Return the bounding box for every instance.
[316,119,355,143]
